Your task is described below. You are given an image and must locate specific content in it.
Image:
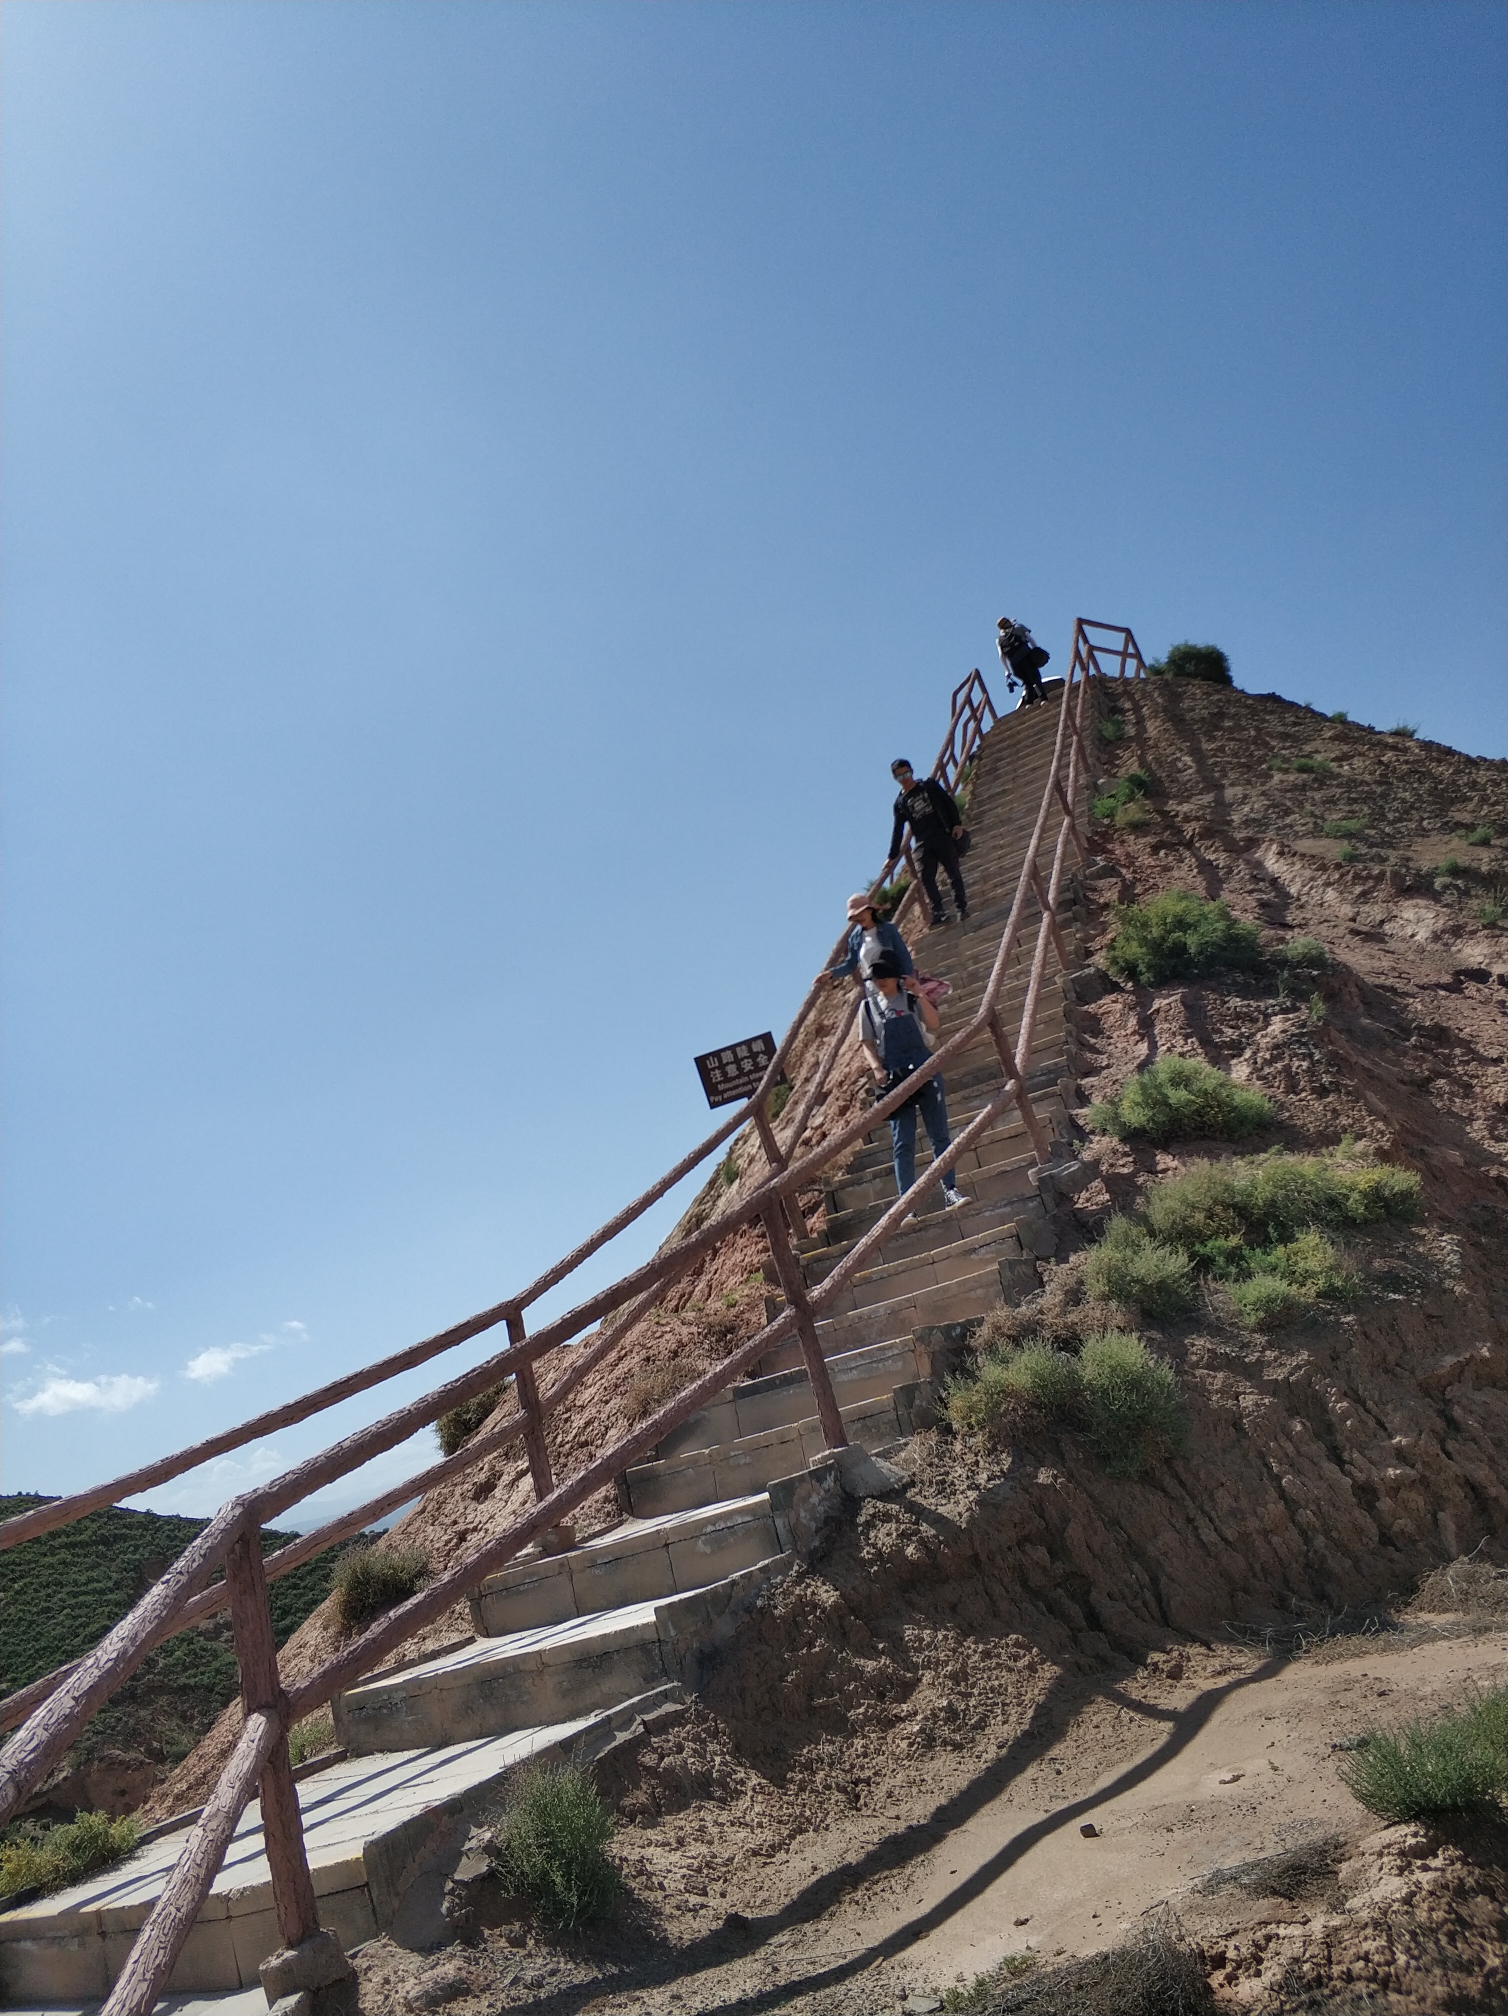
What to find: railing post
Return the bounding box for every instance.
[752,1101,808,1245]
[1028,864,1074,974]
[224,1533,321,1953]
[505,1312,574,1550]
[759,1204,847,1452]
[986,1011,1054,1166]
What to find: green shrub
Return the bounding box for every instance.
[1459,826,1493,847]
[491,1763,619,1929]
[1339,1690,1505,1823]
[1142,1148,1418,1255]
[1277,934,1330,976]
[0,1812,139,1900]
[1099,716,1126,743]
[1079,1332,1188,1477]
[946,1344,1082,1438]
[1088,1057,1272,1146]
[1146,642,1233,686]
[767,1081,792,1120]
[1115,796,1152,831]
[1338,843,1359,863]
[1330,710,1349,723]
[1092,771,1152,821]
[947,1334,1185,1479]
[1102,890,1261,987]
[1226,1273,1309,1328]
[1322,817,1366,839]
[1474,899,1504,927]
[1083,1217,1197,1317]
[718,1153,739,1187]
[1291,755,1334,776]
[1387,722,1419,738]
[1226,1232,1356,1328]
[332,1547,429,1634]
[436,1381,510,1457]
[287,1710,336,1767]
[1439,855,1465,877]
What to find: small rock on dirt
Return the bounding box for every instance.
[1080,1822,1099,1837]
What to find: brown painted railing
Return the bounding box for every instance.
[0,625,1144,2015]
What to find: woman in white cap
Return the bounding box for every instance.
[819,892,915,990]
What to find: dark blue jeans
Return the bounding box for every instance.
[890,1074,956,1202]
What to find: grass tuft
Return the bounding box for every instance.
[436,1382,511,1457]
[287,1710,336,1767]
[1291,755,1334,775]
[947,1332,1185,1479]
[1474,899,1504,927]
[1102,889,1261,987]
[1277,934,1331,977]
[624,1353,702,1425]
[1339,1690,1505,1823]
[1083,1217,1197,1317]
[942,1915,1212,2014]
[1079,1331,1189,1476]
[1092,771,1151,822]
[1098,715,1126,743]
[0,1812,140,1900]
[1088,1056,1272,1146]
[1330,710,1349,722]
[1387,721,1419,737]
[1338,842,1359,863]
[490,1763,619,1929]
[332,1547,429,1634]
[1322,817,1366,839]
[1458,825,1493,847]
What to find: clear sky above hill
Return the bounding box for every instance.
[2,1,1503,1524]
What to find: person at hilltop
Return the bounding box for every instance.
[882,758,969,929]
[997,616,1050,707]
[819,891,915,989]
[859,953,968,1215]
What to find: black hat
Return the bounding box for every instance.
[868,954,904,981]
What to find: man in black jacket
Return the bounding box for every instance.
[882,759,968,927]
[998,616,1048,706]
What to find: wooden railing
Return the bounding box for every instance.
[0,625,1143,2015]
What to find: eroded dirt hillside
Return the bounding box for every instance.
[340,680,1506,2013]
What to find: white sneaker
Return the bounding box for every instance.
[943,1187,970,1209]
[900,1211,918,1225]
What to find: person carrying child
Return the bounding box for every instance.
[859,954,969,1216]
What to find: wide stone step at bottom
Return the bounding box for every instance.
[333,1552,791,1755]
[0,1702,674,2001]
[468,1495,781,1637]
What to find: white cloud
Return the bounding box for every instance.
[128,1296,154,1312]
[183,1342,272,1383]
[14,1373,160,1418]
[0,1338,30,1358]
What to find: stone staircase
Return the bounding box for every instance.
[0,695,1087,2006]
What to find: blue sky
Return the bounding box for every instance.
[2,1,1503,1527]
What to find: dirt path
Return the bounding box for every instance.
[352,1624,1502,2014]
[862,1629,1502,2004]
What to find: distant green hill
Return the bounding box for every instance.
[0,1496,370,1810]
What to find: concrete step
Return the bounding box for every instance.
[467,1495,780,1636]
[654,1336,927,1458]
[624,1388,915,1518]
[0,1697,676,2000]
[805,1155,1042,1270]
[756,1267,1002,1373]
[333,1553,791,1755]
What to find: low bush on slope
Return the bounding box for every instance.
[1102,890,1261,986]
[489,1763,619,1930]
[947,1331,1187,1479]
[1084,1145,1421,1327]
[1089,1056,1273,1145]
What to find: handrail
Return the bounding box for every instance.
[0,627,1146,2013]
